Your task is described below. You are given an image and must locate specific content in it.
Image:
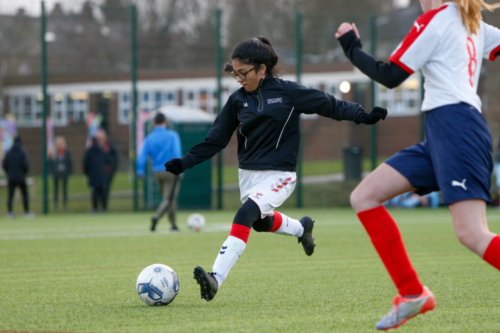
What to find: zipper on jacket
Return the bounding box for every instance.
[257,89,264,112]
[256,78,265,112]
[239,127,248,149]
[276,107,295,149]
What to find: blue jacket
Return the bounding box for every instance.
[137,126,182,175]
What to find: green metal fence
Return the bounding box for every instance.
[1,0,473,214]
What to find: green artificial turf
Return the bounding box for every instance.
[1,208,500,332]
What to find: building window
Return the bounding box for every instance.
[119,91,178,125]
[51,94,67,126]
[154,91,162,109]
[118,92,131,125]
[183,89,219,114]
[67,94,88,122]
[376,77,421,116]
[9,95,41,127]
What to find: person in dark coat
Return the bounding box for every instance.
[83,137,107,212]
[96,129,118,210]
[50,136,73,210]
[2,136,34,218]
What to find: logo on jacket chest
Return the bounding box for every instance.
[267,97,282,105]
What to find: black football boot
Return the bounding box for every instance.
[297,216,316,256]
[193,266,218,302]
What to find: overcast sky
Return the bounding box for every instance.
[0,0,104,16]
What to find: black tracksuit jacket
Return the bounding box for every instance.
[2,142,29,182]
[181,75,370,172]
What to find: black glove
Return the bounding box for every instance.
[164,158,184,175]
[360,107,387,125]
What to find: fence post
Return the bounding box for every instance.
[41,1,48,214]
[295,12,303,208]
[370,14,378,171]
[216,8,223,210]
[131,4,139,211]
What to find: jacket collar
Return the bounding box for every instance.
[246,75,274,94]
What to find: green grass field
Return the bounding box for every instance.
[1,208,500,332]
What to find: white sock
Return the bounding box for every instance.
[212,236,246,287]
[274,213,304,237]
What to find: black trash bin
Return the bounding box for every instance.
[343,146,363,180]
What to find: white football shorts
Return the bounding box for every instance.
[238,169,297,218]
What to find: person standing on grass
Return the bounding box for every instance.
[96,129,118,212]
[83,137,107,213]
[336,0,500,329]
[2,136,34,219]
[164,36,387,302]
[137,112,182,232]
[49,136,73,211]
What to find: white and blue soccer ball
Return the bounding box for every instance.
[136,264,179,306]
[187,213,206,231]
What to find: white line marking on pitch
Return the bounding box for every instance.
[0,218,458,241]
[0,225,232,241]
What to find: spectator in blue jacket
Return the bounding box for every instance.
[137,112,182,232]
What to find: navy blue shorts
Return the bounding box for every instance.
[386,103,493,205]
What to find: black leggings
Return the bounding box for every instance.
[91,186,107,211]
[53,175,68,206]
[7,180,29,213]
[233,199,275,232]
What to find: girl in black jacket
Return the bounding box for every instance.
[165,36,387,302]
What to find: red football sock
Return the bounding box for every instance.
[229,223,251,243]
[269,212,283,232]
[483,235,500,270]
[357,206,423,297]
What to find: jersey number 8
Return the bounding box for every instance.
[466,37,477,87]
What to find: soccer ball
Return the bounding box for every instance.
[187,213,205,231]
[136,264,180,306]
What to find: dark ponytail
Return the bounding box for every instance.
[224,36,280,77]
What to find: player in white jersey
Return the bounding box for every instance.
[336,0,500,330]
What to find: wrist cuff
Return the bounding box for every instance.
[180,155,194,171]
[338,30,362,56]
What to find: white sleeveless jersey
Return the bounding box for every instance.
[389,2,500,112]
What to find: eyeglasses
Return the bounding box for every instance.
[230,65,259,80]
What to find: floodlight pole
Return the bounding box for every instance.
[131,4,139,211]
[41,1,49,214]
[295,11,303,208]
[370,15,378,170]
[216,8,223,210]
